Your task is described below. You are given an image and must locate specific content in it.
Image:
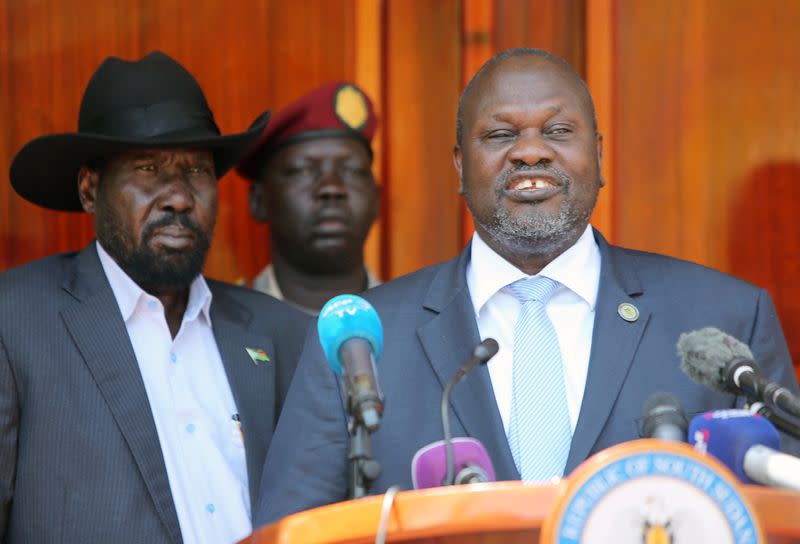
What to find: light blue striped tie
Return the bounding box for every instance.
[507,276,572,482]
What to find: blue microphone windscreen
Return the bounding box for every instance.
[689,410,780,484]
[317,294,383,375]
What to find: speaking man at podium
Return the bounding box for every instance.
[255,48,800,525]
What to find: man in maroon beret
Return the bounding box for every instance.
[237,82,381,314]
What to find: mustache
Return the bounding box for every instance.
[497,164,572,188]
[142,213,207,242]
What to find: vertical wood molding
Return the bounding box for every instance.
[384,0,462,278]
[585,0,615,242]
[459,0,496,246]
[355,0,384,279]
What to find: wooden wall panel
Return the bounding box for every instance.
[610,0,800,365]
[494,0,585,69]
[1,1,139,269]
[384,0,463,278]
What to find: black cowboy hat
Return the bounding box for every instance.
[10,51,269,211]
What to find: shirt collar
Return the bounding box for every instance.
[253,264,383,316]
[96,241,213,325]
[466,224,601,316]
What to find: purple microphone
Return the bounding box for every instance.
[410,338,499,489]
[412,437,496,488]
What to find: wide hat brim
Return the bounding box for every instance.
[10,115,269,212]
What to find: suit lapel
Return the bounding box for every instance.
[565,231,650,473]
[416,247,520,481]
[208,284,276,513]
[59,245,182,544]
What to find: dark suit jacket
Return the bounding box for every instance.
[255,230,800,525]
[0,244,310,543]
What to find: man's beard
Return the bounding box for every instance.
[465,165,599,255]
[97,212,211,292]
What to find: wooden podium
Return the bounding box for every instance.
[246,440,800,544]
[245,482,800,544]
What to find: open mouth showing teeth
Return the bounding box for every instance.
[510,178,557,190]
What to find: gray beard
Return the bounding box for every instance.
[465,163,599,257]
[474,198,593,254]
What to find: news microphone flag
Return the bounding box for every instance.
[689,409,780,484]
[318,294,383,375]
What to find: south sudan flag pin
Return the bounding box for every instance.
[245,347,271,365]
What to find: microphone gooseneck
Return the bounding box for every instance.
[441,338,499,486]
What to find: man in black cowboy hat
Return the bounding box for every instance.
[0,52,309,543]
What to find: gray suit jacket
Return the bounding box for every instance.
[255,230,800,525]
[0,244,310,543]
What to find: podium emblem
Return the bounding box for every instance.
[542,440,763,544]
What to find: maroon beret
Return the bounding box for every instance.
[237,81,377,180]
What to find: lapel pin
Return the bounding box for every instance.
[245,347,271,365]
[617,302,640,323]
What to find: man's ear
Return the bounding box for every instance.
[596,132,605,187]
[249,182,269,223]
[453,144,465,195]
[77,166,100,214]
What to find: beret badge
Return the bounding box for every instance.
[334,84,369,131]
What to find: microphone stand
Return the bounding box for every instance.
[344,362,383,499]
[348,417,381,499]
[441,375,459,486]
[441,339,499,485]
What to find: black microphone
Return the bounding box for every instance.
[642,392,689,442]
[677,327,800,419]
[441,338,499,485]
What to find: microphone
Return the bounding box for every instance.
[677,327,800,418]
[411,437,496,489]
[689,410,800,491]
[641,392,689,442]
[411,338,499,488]
[318,294,384,431]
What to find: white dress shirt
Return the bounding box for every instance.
[97,243,252,544]
[465,225,601,435]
